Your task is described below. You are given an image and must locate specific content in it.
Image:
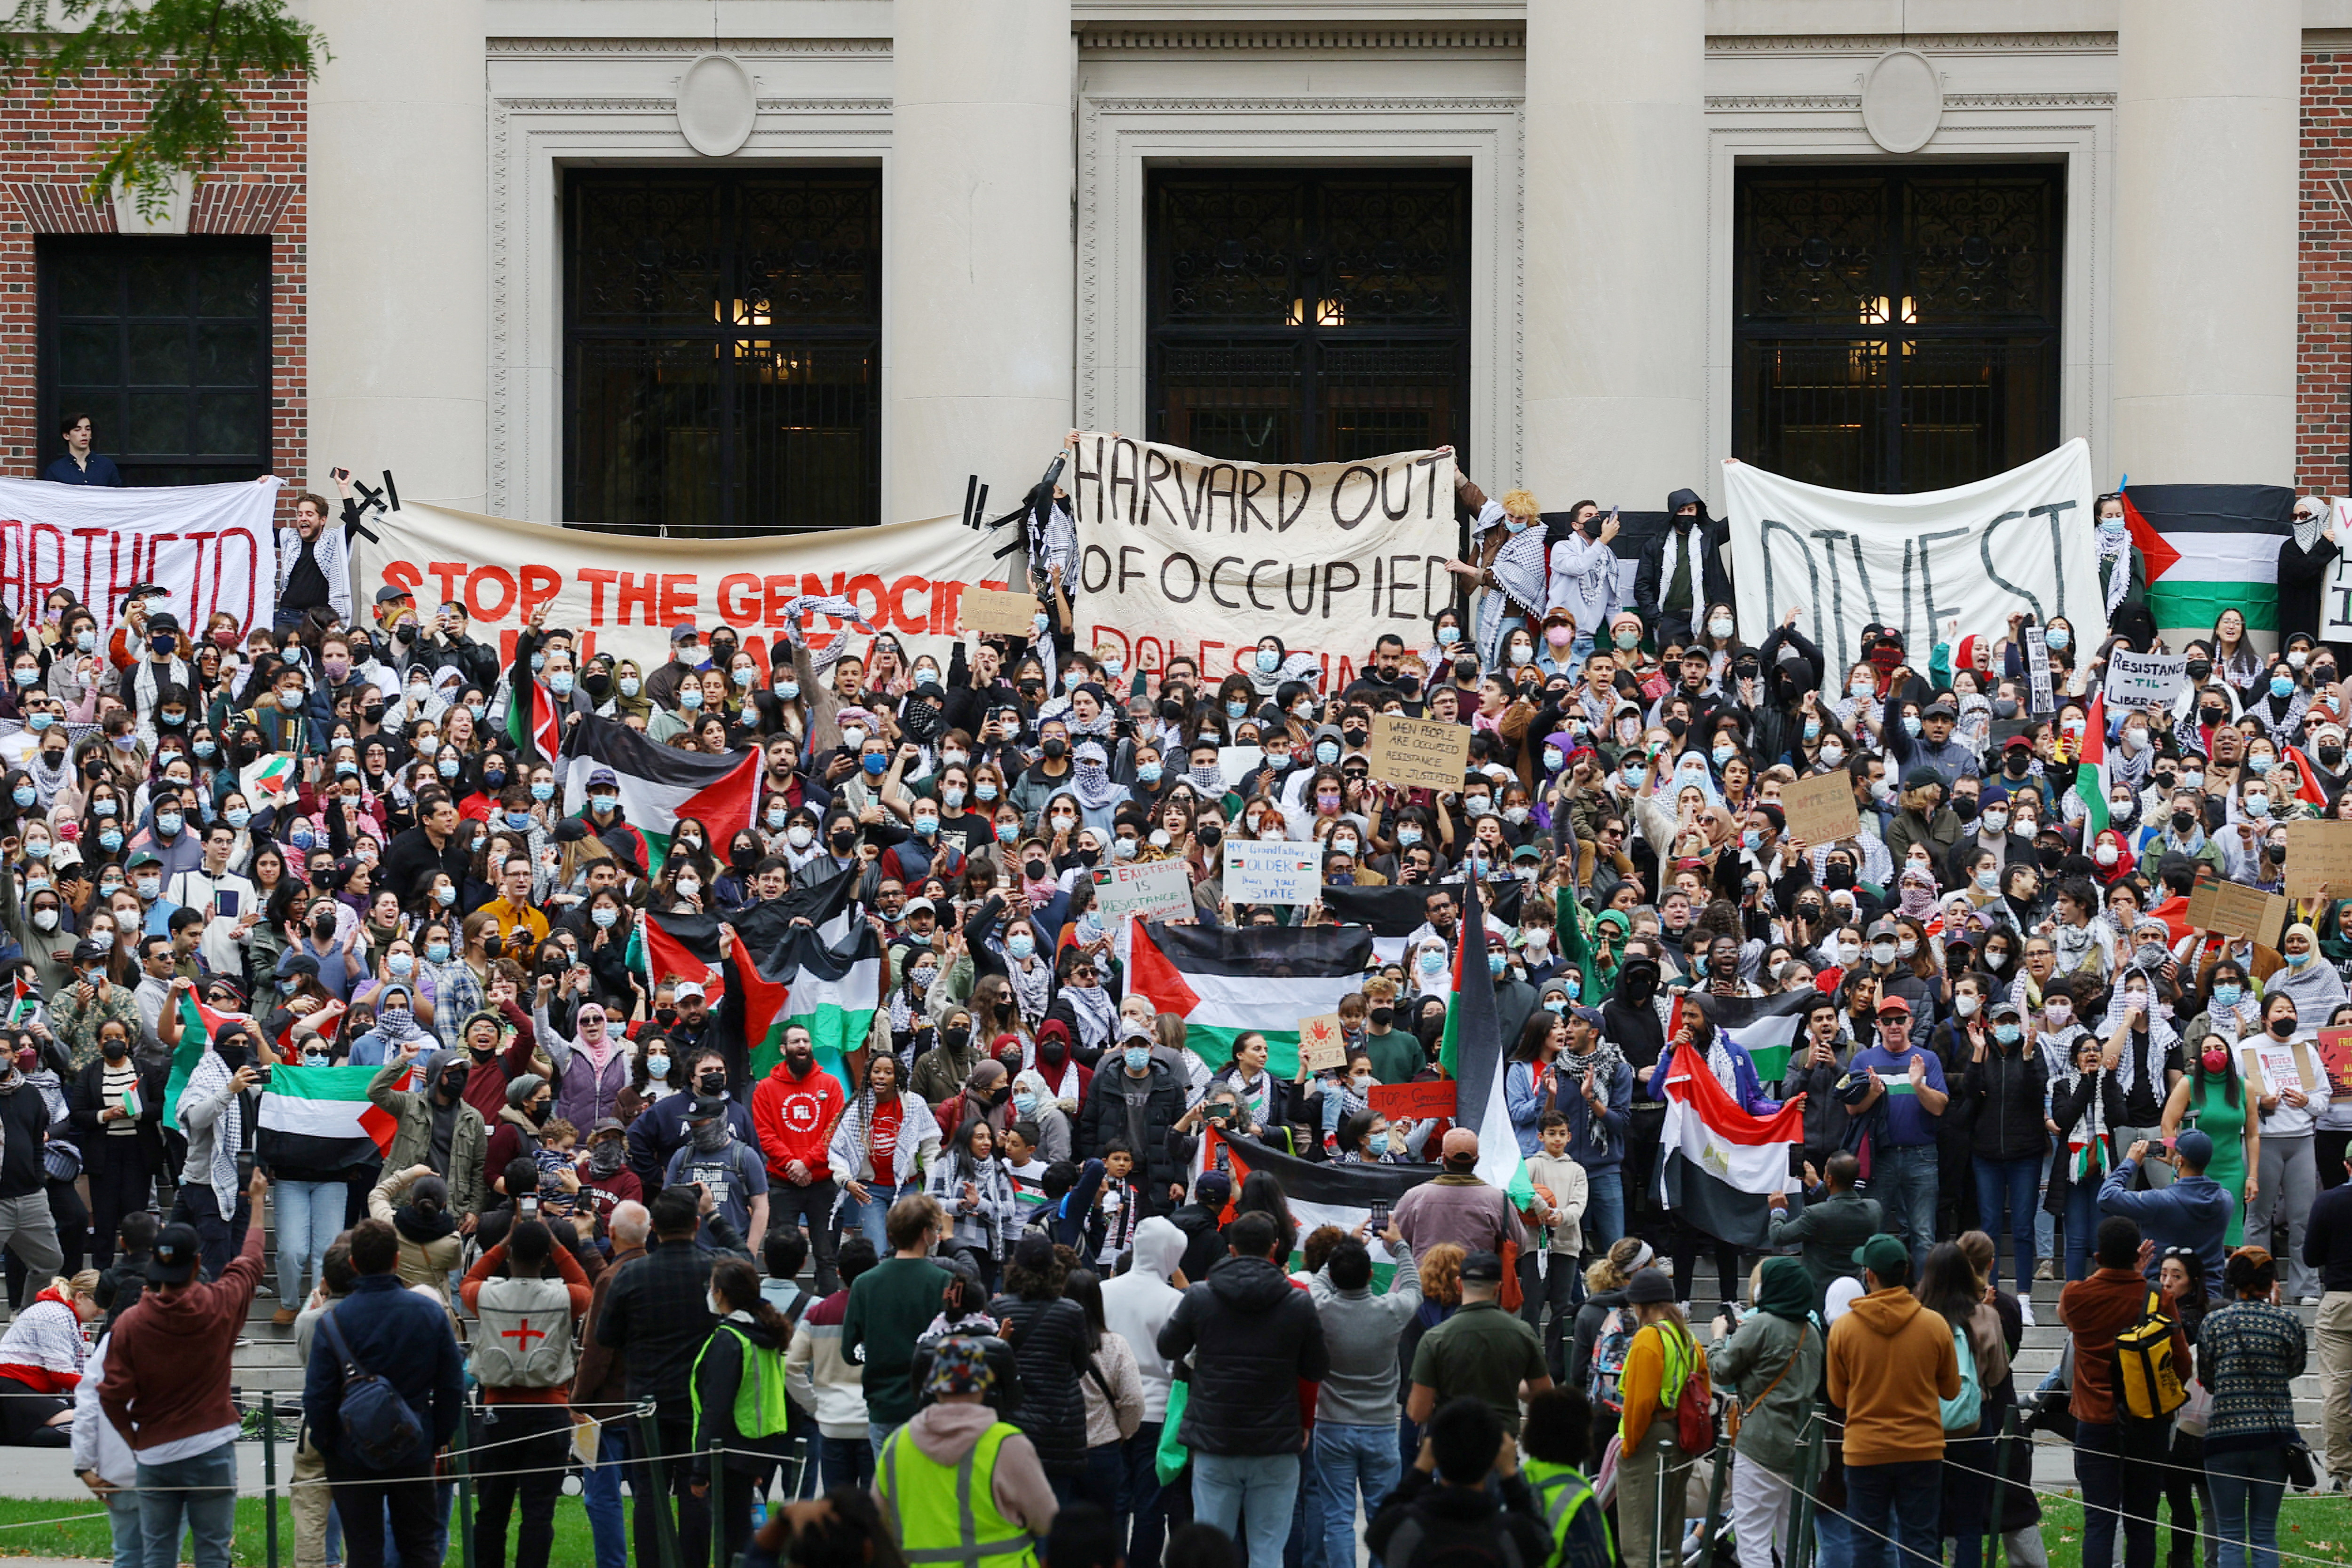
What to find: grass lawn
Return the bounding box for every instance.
[2005,1491,2352,1568]
[0,1492,606,1564]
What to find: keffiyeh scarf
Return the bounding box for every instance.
[1063,983,1116,1054]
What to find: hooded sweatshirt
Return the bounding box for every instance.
[1101,1217,1187,1422]
[1307,1237,1423,1426]
[890,1399,1059,1538]
[751,1056,846,1182]
[1825,1285,1960,1467]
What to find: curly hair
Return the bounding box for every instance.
[1418,1242,1467,1308]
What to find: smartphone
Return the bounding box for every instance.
[215,889,240,919]
[520,1196,538,1215]
[332,466,350,482]
[1368,1198,1390,1232]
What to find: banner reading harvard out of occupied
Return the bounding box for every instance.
[0,475,281,639]
[352,503,1006,672]
[1063,433,1457,678]
[1724,439,2104,670]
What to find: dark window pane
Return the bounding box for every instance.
[55,260,116,319]
[195,323,261,384]
[194,392,259,455]
[194,252,264,317]
[127,255,186,315]
[128,323,190,386]
[126,391,185,454]
[58,325,114,385]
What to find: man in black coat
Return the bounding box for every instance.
[1167,1169,1231,1287]
[1157,1211,1330,1562]
[377,791,475,913]
[1075,1044,1186,1214]
[1631,488,1734,649]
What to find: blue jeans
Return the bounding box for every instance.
[103,1489,144,1568]
[838,1182,917,1252]
[1584,1168,1625,1257]
[1192,1450,1299,1568]
[2207,1447,2288,1568]
[137,1442,238,1568]
[1121,1420,1171,1568]
[1842,1458,1940,1568]
[1814,1504,1856,1568]
[272,1178,346,1307]
[1312,1422,1398,1568]
[1972,1156,2041,1293]
[820,1433,873,1492]
[580,1427,628,1568]
[1871,1144,1938,1275]
[2065,1172,2106,1281]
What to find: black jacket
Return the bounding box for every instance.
[68,1055,165,1177]
[1167,1200,1228,1288]
[1365,1466,1552,1568]
[1632,492,1734,642]
[0,1073,51,1199]
[1076,1062,1186,1208]
[1962,1044,2050,1163]
[998,1295,1092,1476]
[378,822,475,912]
[2278,533,2342,644]
[690,1314,792,1478]
[1158,1253,1328,1456]
[595,1232,723,1410]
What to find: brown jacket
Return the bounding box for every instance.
[2059,1265,2188,1427]
[99,1222,265,1453]
[570,1240,646,1415]
[1824,1285,1961,1467]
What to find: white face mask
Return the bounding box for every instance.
[1955,994,1980,1018]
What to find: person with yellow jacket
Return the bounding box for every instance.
[873,1335,1058,1568]
[1613,1269,1707,1568]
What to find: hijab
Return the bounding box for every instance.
[1756,1255,1814,1324]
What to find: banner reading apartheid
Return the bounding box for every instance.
[352,502,1007,672]
[0,474,281,641]
[1061,433,1457,678]
[1723,438,2104,671]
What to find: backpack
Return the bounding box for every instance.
[2115,1291,2188,1422]
[1658,1324,1712,1455]
[1588,1306,1639,1413]
[467,1276,578,1390]
[317,1307,424,1471]
[1940,1323,1983,1434]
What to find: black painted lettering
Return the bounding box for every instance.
[1284,563,1319,616]
[1246,559,1278,613]
[1278,470,1313,532]
[1161,552,1201,605]
[1330,465,1380,529]
[1322,559,1360,618]
[1238,468,1269,533]
[1977,511,2044,623]
[1208,556,1243,610]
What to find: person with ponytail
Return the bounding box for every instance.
[691,1258,799,1568]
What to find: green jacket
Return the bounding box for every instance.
[1704,1311,1822,1474]
[369,1061,489,1216]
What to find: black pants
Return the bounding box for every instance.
[713,1460,772,1568]
[2076,1419,2169,1568]
[1669,1224,1742,1308]
[470,1404,571,1568]
[768,1177,840,1293]
[328,1458,441,1568]
[2320,1129,2350,1192]
[84,1147,150,1269]
[169,1184,249,1281]
[630,1417,710,1568]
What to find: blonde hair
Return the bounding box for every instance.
[1586,1236,1649,1295]
[1499,489,1541,522]
[56,1269,100,1300]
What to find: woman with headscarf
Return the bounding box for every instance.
[934,1054,1013,1151]
[830,1051,939,1250]
[926,1115,1017,1292]
[533,983,634,1132]
[2269,921,2349,1024]
[344,981,433,1068]
[1705,1255,1821,1568]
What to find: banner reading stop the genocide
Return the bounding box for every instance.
[352,502,1007,672]
[0,474,282,640]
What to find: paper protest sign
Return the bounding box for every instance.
[1369,1081,1457,1119]
[1222,841,1323,905]
[960,586,1041,638]
[2186,875,2286,947]
[1093,861,1193,926]
[1782,771,1861,848]
[1216,746,1261,792]
[1297,1014,1347,1074]
[1366,714,1471,792]
[2284,820,2352,899]
[2319,1028,2352,1099]
[2101,649,2189,709]
[2024,628,2054,717]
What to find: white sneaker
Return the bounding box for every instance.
[2302,1295,2322,1308]
[2019,1299,2037,1328]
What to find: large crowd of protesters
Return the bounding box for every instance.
[0,436,2344,1568]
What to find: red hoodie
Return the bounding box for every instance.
[752,1059,846,1182]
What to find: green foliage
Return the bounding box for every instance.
[0,0,327,215]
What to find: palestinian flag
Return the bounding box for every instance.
[560,714,758,872]
[1215,1129,1436,1249]
[161,993,259,1127]
[1130,921,1374,1076]
[2122,482,2298,639]
[5,974,38,1028]
[273,1000,345,1059]
[1436,876,1519,1187]
[507,673,561,763]
[1655,1040,1806,1249]
[238,753,296,804]
[1666,989,1817,1085]
[258,1065,400,1171]
[2284,746,2332,808]
[1318,881,1524,968]
[641,908,792,1057]
[2072,691,2111,843]
[761,921,882,1080]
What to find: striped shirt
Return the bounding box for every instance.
[100,1061,137,1135]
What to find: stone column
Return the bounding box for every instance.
[1521,0,1708,509]
[2112,0,2300,484]
[303,0,488,509]
[887,0,1073,523]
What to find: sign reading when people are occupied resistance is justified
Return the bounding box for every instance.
[1724,439,2105,671]
[0,475,282,640]
[1062,433,1457,676]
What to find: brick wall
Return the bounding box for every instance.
[0,69,303,483]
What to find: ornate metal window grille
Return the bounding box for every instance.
[564,170,882,536]
[1732,164,2064,494]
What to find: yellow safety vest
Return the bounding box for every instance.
[876,1420,1038,1568]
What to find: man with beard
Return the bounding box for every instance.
[1548,1004,1630,1256]
[751,1023,847,1292]
[1601,941,1668,1241]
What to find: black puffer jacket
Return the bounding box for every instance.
[998,1295,1092,1476]
[1158,1253,1329,1457]
[1962,1043,2050,1163]
[1077,1060,1186,1210]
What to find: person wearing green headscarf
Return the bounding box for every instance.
[1705,1254,1824,1568]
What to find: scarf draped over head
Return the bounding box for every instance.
[1070,743,1124,810]
[2295,498,2327,554]
[2099,517,2132,618]
[1896,868,1940,922]
[2096,966,2180,1104]
[1756,1255,1815,1323]
[2321,899,2352,965]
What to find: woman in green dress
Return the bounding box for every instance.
[2162,1030,2260,1245]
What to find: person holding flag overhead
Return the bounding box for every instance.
[1647,996,1798,1310]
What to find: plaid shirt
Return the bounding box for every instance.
[426,959,487,1052]
[593,1229,732,1415]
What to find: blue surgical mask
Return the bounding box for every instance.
[531,781,554,802]
[436,885,457,906]
[1712,745,1734,768]
[732,667,755,689]
[2045,627,2071,652]
[1437,626,1460,647]
[679,686,704,710]
[1542,748,1563,772]
[593,906,618,929]
[427,941,452,965]
[2271,675,2295,699]
[1621,764,1645,787]
[1804,720,1820,741]
[1544,998,1566,1015]
[1366,1130,1391,1157]
[1315,742,1339,766]
[1419,949,1444,973]
[506,810,534,831]
[530,652,546,673]
[550,672,575,697]
[1563,972,1581,999]
[28,713,53,733]
[1137,761,1162,783]
[193,740,215,759]
[2212,984,2243,1009]
[1742,828,1765,852]
[1256,650,1279,674]
[1397,827,1422,848]
[1994,1023,2021,1045]
[9,786,31,808]
[1124,1046,1152,1072]
[777,680,800,701]
[862,753,887,776]
[225,807,250,830]
[156,812,182,836]
[1901,715,1922,738]
[1009,934,1035,960]
[387,953,414,977]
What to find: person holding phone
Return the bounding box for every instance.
[274,473,362,633]
[165,821,258,981]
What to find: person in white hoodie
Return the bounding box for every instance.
[71,1275,142,1568]
[1101,1216,1188,1568]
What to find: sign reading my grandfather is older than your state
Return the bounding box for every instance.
[1366,713,1473,794]
[1223,841,1324,905]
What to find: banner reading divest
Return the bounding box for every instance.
[1062,433,1457,682]
[1723,440,2104,671]
[352,503,1006,671]
[0,475,281,639]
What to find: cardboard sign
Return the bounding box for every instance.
[1780,769,1861,849]
[2243,1039,2320,1100]
[1368,1080,1457,1119]
[2023,627,2054,717]
[960,585,1041,638]
[1223,840,1323,905]
[2186,874,2287,948]
[2317,1027,2352,1099]
[1366,713,1472,793]
[1092,860,1194,926]
[2284,820,2352,899]
[1297,1013,1348,1074]
[2101,648,2189,709]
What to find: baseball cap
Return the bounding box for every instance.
[71,936,110,966]
[1440,1128,1479,1163]
[149,1222,203,1284]
[1874,995,1913,1019]
[1923,700,1958,720]
[2002,735,2035,752]
[124,847,161,869]
[2174,1129,2215,1169]
[1459,1250,1504,1283]
[686,1094,729,1123]
[1865,916,1899,940]
[1570,1004,1605,1028]
[1988,999,2022,1022]
[903,897,937,917]
[1900,765,1944,792]
[586,765,619,788]
[670,622,700,644]
[673,980,705,1001]
[1853,1233,1910,1280]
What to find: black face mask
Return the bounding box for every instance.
[730,842,759,869]
[2200,708,2226,727]
[1342,728,1369,749]
[1042,738,1069,761]
[1991,698,2020,720]
[2268,842,2289,864]
[2036,844,2065,871]
[943,1026,970,1049]
[1369,1006,1395,1028]
[2186,660,2213,681]
[1075,846,1100,868]
[215,1043,246,1071]
[2324,747,2346,769]
[1952,796,1980,824]
[468,1044,496,1062]
[439,1069,468,1097]
[2004,754,2031,776]
[311,914,337,940]
[830,830,855,853]
[1824,865,1856,891]
[1197,822,1223,849]
[2270,1015,2297,1039]
[526,1100,550,1125]
[698,1070,727,1095]
[582,672,612,701]
[2172,810,2197,834]
[100,1036,127,1061]
[985,1085,1010,1108]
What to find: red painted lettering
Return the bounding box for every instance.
[717,573,762,624]
[519,566,561,623]
[657,573,698,623]
[465,566,515,622]
[576,568,618,625]
[616,572,658,626]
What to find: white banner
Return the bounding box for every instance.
[2102,648,2189,710]
[1222,840,1324,905]
[0,475,281,641]
[1063,433,1456,686]
[1724,439,2104,671]
[352,502,1005,673]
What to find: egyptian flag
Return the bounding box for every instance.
[1215,1130,1437,1252]
[1436,875,1519,1189]
[1318,881,1524,967]
[1655,1040,1807,1249]
[1665,990,1817,1084]
[259,1065,400,1171]
[560,714,758,872]
[160,993,260,1127]
[1130,920,1373,1075]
